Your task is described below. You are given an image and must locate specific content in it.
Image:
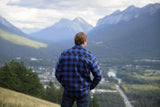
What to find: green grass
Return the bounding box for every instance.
[0,87,60,107]
[0,29,47,49]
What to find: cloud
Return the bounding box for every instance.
[0,1,63,30]
[0,0,160,33]
[8,0,160,10]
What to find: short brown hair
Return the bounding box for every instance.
[74,32,88,45]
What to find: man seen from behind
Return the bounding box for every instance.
[55,32,102,107]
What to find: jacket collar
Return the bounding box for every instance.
[72,45,85,49]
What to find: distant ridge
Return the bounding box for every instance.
[88,3,160,59]
[0,15,48,57]
[96,3,160,27]
[0,15,47,49]
[0,16,28,37]
[0,29,47,49]
[30,17,93,42]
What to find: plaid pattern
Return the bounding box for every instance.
[55,45,102,97]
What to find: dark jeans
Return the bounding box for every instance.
[61,93,90,107]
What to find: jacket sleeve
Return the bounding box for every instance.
[90,55,102,90]
[55,54,63,86]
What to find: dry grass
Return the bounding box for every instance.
[0,87,60,107]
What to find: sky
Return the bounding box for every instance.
[0,0,160,34]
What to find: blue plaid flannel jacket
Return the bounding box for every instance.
[55,45,102,97]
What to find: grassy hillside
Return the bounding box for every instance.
[0,29,47,49]
[0,87,60,107]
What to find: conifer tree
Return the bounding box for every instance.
[0,62,20,90]
[0,60,45,98]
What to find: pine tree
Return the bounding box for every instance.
[46,81,57,102]
[0,62,20,90]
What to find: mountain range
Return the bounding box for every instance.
[88,3,160,59]
[0,3,160,62]
[96,4,160,26]
[30,17,93,42]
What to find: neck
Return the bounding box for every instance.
[80,44,85,47]
[80,43,86,47]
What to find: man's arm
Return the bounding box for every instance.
[55,55,63,85]
[90,56,102,90]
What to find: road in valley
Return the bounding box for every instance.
[116,84,132,107]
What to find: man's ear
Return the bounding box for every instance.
[84,41,87,47]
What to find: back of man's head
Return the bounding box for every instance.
[74,32,88,46]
